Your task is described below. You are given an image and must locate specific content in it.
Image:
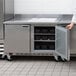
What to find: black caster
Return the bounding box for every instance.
[6,55,12,61]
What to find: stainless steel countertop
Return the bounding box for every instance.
[3,14,73,25]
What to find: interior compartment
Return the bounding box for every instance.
[34,41,55,50]
[34,35,55,40]
[34,26,55,34]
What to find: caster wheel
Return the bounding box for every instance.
[60,57,66,62]
[7,58,12,61]
[54,56,59,61]
[2,54,6,59]
[6,55,12,61]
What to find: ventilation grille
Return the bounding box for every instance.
[0,40,4,54]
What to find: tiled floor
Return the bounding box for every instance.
[0,57,76,76]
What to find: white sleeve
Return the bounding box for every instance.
[72,14,76,23]
[72,9,76,23]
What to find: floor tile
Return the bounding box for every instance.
[52,72,60,76]
[0,59,76,76]
[60,72,69,76]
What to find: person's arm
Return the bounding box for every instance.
[66,22,74,30]
[66,10,76,30]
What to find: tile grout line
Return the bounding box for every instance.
[20,63,33,74]
[9,62,22,75]
[18,62,31,75]
[37,61,49,76]
[68,62,71,76]
[25,62,35,76]
[50,62,57,76]
[59,62,70,76]
[32,61,43,76]
[1,62,14,75]
[59,62,64,76]
[43,61,51,76]
[0,61,8,70]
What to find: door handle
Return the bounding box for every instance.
[21,25,29,27]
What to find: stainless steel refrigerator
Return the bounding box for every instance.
[0,0,14,40]
[0,0,14,53]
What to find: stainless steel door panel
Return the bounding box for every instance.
[0,19,3,40]
[55,26,70,61]
[31,25,34,52]
[0,0,14,40]
[5,25,30,53]
[0,0,4,40]
[70,25,76,54]
[0,0,4,18]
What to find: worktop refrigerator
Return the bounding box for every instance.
[0,0,14,52]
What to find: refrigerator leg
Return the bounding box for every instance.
[54,55,58,61]
[61,56,65,61]
[53,53,59,61]
[6,54,11,61]
[2,53,6,59]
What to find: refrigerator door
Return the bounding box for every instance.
[55,26,70,61]
[5,25,30,54]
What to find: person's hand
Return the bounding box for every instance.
[66,23,74,30]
